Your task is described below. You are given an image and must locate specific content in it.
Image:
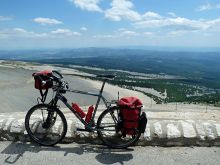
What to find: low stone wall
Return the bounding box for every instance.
[140,120,220,146]
[0,112,220,147]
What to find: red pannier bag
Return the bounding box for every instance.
[32,70,53,90]
[118,97,143,136]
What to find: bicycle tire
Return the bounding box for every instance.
[25,104,67,146]
[97,106,141,149]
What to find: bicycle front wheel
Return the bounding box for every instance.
[97,106,141,149]
[25,104,67,146]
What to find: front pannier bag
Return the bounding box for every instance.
[32,70,53,90]
[32,70,54,103]
[118,97,147,136]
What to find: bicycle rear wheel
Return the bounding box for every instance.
[25,104,67,146]
[97,106,141,149]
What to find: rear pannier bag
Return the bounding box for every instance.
[32,70,53,90]
[118,97,146,136]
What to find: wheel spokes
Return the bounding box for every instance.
[27,106,65,146]
[97,107,141,148]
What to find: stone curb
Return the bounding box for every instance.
[0,113,220,147]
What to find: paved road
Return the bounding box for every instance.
[0,141,219,165]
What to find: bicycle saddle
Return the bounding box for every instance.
[96,74,116,79]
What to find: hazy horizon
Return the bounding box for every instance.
[1,46,220,53]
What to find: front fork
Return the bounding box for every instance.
[42,109,57,129]
[42,98,58,129]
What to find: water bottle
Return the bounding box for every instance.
[72,103,86,118]
[85,105,94,123]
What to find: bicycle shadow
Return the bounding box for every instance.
[1,142,134,164]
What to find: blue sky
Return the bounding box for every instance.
[0,0,220,49]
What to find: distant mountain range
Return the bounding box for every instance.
[1,48,220,89]
[1,48,219,103]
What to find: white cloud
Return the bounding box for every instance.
[105,0,141,21]
[70,0,141,21]
[80,27,87,31]
[117,28,127,31]
[33,17,63,25]
[68,0,220,36]
[93,29,139,39]
[93,34,116,39]
[0,16,12,21]
[51,28,81,36]
[134,16,220,33]
[197,3,220,11]
[117,28,139,36]
[167,12,177,17]
[143,32,153,35]
[0,28,81,39]
[142,12,162,19]
[69,0,102,12]
[197,3,212,11]
[13,28,27,33]
[167,30,189,36]
[119,30,139,36]
[0,28,47,38]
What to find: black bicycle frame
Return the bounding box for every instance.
[52,79,111,129]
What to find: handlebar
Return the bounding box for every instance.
[35,70,116,91]
[52,70,63,79]
[33,70,65,89]
[50,71,69,90]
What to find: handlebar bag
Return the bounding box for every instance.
[32,70,53,90]
[118,97,143,136]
